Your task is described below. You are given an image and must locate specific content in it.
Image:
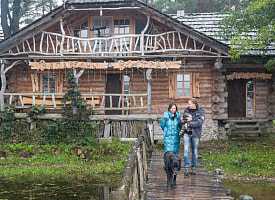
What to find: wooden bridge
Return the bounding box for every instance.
[145,150,232,200]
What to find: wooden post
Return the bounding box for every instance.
[0,60,21,111]
[141,16,150,56]
[60,19,65,56]
[73,68,84,115]
[137,147,144,192]
[146,69,152,113]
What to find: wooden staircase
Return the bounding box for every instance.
[223,119,273,138]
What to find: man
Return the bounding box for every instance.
[180,98,205,176]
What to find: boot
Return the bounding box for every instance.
[191,166,196,175]
[184,167,190,176]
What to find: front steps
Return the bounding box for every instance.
[223,119,274,138]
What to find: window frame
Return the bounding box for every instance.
[39,73,63,94]
[169,72,200,99]
[246,78,255,118]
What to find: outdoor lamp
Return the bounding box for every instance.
[214,57,223,69]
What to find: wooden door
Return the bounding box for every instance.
[227,79,246,118]
[105,74,122,115]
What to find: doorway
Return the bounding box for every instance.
[105,74,121,115]
[227,79,246,118]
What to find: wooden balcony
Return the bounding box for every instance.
[5,31,219,57]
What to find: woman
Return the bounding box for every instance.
[161,102,182,154]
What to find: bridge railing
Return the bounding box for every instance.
[112,127,153,200]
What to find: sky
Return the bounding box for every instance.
[57,0,64,6]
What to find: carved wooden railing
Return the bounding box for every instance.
[2,93,147,111]
[6,31,217,56]
[112,127,153,200]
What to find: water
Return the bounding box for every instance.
[0,175,120,200]
[222,180,275,200]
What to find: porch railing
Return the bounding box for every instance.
[6,31,216,56]
[2,93,147,111]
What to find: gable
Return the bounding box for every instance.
[0,0,229,58]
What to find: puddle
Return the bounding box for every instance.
[222,180,275,200]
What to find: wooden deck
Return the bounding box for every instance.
[146,150,232,200]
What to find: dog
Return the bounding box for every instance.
[179,113,192,136]
[164,151,182,189]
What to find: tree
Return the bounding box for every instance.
[1,0,21,38]
[218,0,275,70]
[1,0,58,39]
[152,0,243,14]
[153,0,185,14]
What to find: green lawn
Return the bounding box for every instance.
[200,138,275,178]
[0,139,133,181]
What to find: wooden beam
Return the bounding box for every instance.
[146,69,152,113]
[13,113,159,121]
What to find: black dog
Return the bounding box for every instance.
[164,151,181,189]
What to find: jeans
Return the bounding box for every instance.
[183,133,200,168]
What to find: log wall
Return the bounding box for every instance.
[255,80,268,119]
[7,62,273,121]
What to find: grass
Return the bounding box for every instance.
[200,138,275,178]
[154,137,275,179]
[0,138,133,181]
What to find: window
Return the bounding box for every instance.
[74,21,88,38]
[169,72,200,98]
[246,78,255,117]
[92,18,111,37]
[91,17,112,56]
[176,74,191,96]
[40,74,63,93]
[74,21,88,47]
[114,19,130,35]
[114,18,131,56]
[42,75,55,93]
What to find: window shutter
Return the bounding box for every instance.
[192,73,200,97]
[31,72,39,92]
[168,73,174,98]
[56,74,64,93]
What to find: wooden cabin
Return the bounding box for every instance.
[0,0,274,140]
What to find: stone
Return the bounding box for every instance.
[239,195,253,200]
[20,151,31,158]
[98,137,112,145]
[38,149,47,153]
[215,168,224,175]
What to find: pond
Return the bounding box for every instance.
[222,180,275,200]
[0,174,120,200]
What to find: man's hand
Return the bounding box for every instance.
[187,117,192,122]
[184,123,188,129]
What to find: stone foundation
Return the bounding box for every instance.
[201,119,227,141]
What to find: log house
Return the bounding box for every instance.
[0,1,274,140]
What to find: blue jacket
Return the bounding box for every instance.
[161,110,182,154]
[182,104,205,138]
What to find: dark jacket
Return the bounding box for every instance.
[161,110,182,154]
[181,104,205,138]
